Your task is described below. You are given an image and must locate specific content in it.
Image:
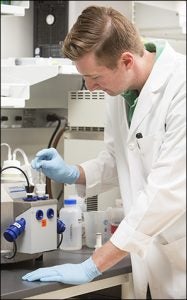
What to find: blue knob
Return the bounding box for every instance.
[47,208,54,219]
[36,210,43,220]
[3,218,26,242]
[57,219,66,234]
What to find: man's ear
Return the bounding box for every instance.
[120,52,134,69]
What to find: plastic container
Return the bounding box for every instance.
[106,206,124,234]
[83,210,110,248]
[59,199,82,250]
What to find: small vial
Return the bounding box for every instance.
[35,184,46,197]
[35,169,46,197]
[38,169,44,184]
[95,232,102,250]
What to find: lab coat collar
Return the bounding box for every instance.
[149,41,177,93]
[127,42,177,139]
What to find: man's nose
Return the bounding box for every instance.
[84,79,100,91]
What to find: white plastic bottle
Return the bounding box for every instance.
[60,199,82,250]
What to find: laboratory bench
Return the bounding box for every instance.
[1,247,133,299]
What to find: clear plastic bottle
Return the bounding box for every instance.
[60,199,82,250]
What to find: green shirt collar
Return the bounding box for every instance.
[122,42,165,102]
[121,41,165,126]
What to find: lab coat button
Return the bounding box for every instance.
[128,143,135,150]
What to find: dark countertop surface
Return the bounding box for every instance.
[1,247,132,299]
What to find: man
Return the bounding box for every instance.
[22,6,186,299]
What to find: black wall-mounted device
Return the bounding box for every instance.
[33,1,69,58]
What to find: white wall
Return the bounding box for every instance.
[68,1,132,29]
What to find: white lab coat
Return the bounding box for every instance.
[76,42,186,299]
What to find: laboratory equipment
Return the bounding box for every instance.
[1,144,34,200]
[1,195,58,264]
[64,90,121,210]
[83,211,110,248]
[1,161,65,264]
[33,1,68,58]
[35,183,46,197]
[95,233,102,250]
[59,199,82,250]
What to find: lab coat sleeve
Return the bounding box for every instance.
[111,78,186,257]
[76,152,119,198]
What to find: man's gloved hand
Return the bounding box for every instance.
[22,257,102,284]
[31,148,80,184]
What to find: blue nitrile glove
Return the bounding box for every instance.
[31,148,80,184]
[22,257,102,284]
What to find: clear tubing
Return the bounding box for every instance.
[38,169,44,184]
[12,148,29,164]
[1,143,12,160]
[12,148,34,185]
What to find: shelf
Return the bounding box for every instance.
[133,1,186,40]
[2,57,79,85]
[1,97,27,108]
[1,57,80,108]
[1,1,29,16]
[1,83,30,97]
[134,1,181,11]
[139,28,185,40]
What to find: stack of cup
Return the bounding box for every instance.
[83,210,110,248]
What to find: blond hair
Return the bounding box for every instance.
[62,6,144,69]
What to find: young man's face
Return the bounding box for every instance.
[75,52,134,96]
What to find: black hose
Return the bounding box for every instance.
[57,234,63,248]
[47,115,61,148]
[1,166,30,188]
[46,117,67,199]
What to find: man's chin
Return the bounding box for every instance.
[105,90,119,96]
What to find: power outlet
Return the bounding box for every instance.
[1,108,68,128]
[1,109,23,128]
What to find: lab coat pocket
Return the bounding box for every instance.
[137,133,163,175]
[160,236,186,272]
